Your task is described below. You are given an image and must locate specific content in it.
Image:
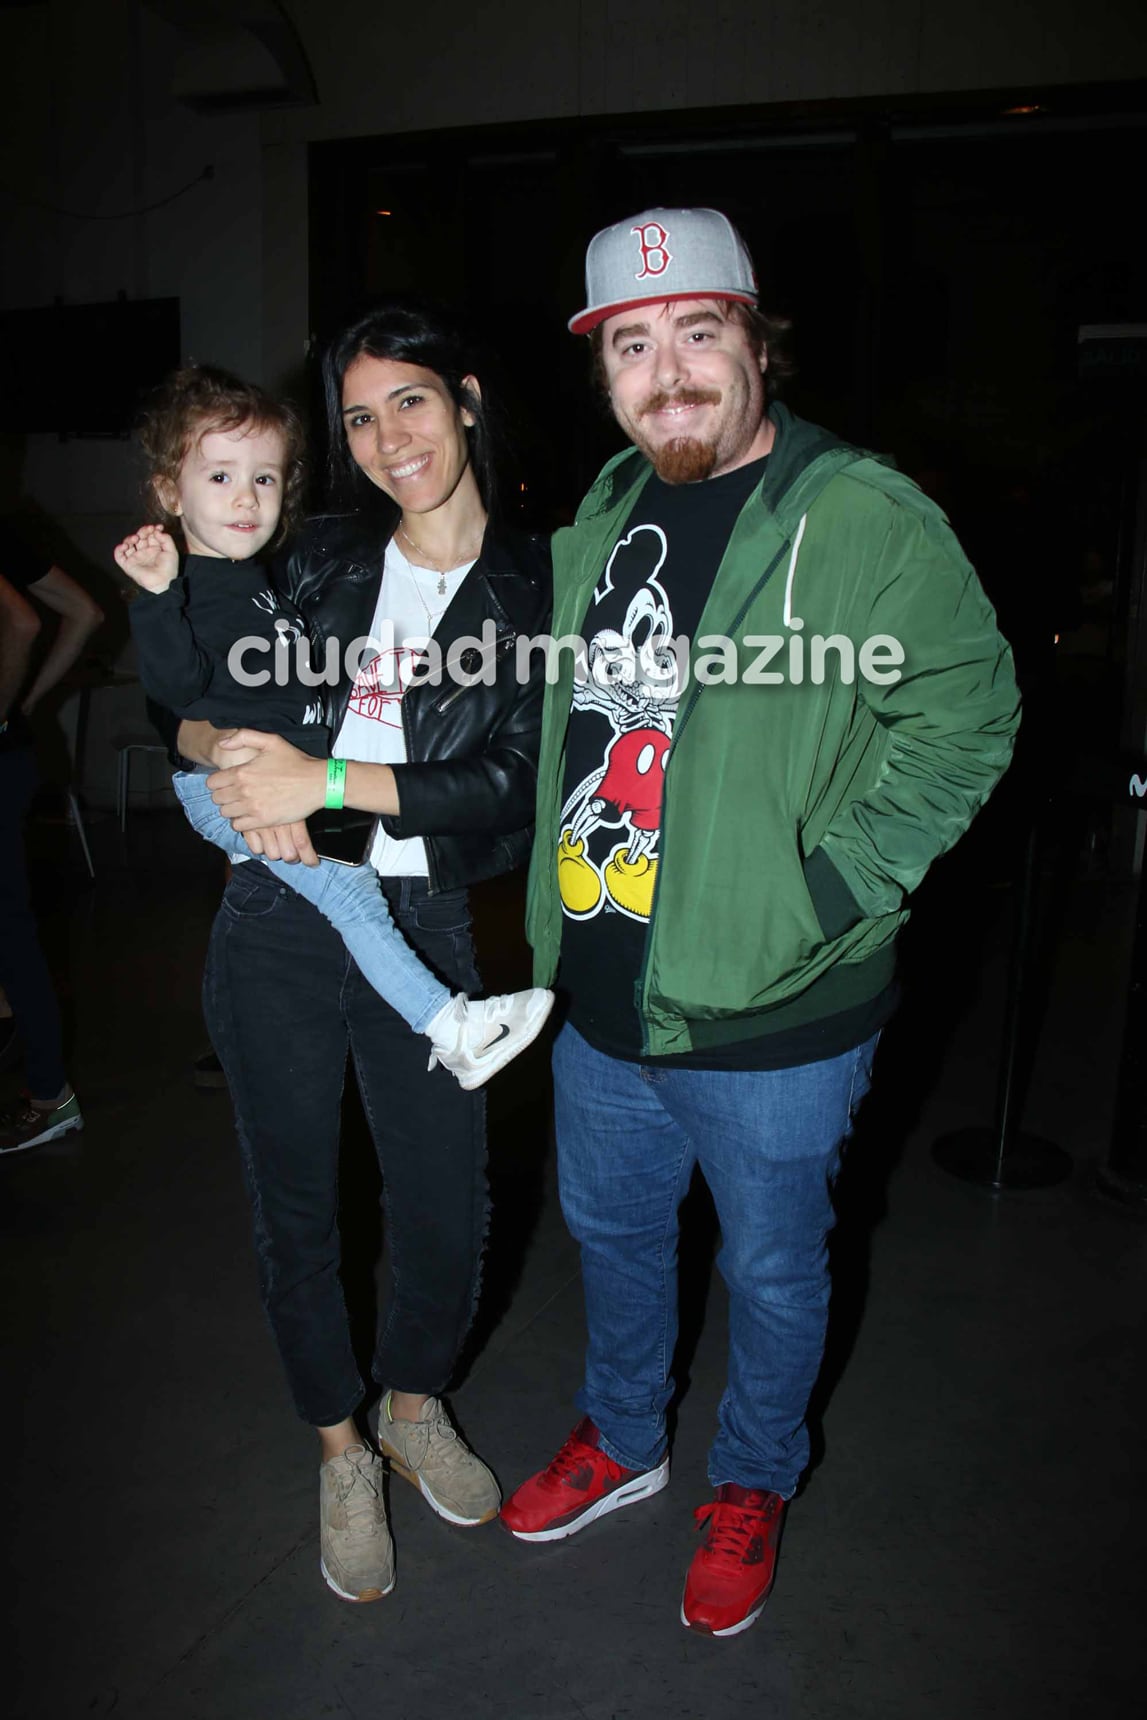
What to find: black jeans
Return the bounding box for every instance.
[202,863,487,1426]
[0,745,66,1099]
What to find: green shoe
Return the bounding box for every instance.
[0,1091,83,1156]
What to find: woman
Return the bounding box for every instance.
[176,302,550,1603]
[0,532,104,1156]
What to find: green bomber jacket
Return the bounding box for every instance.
[525,403,1021,1057]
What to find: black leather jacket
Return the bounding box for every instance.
[278,513,552,894]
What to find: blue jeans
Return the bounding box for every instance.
[553,1023,878,1497]
[175,769,448,1033]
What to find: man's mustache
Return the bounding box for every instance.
[639,388,721,417]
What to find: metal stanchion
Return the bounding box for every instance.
[932,818,1073,1192]
[1095,769,1147,1214]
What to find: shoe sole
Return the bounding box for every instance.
[382,1451,500,1527]
[503,1455,669,1543]
[454,993,555,1091]
[0,1115,83,1156]
[320,1557,395,1602]
[679,1589,771,1637]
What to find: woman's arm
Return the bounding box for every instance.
[206,729,400,827]
[19,565,104,714]
[179,721,319,863]
[381,734,538,839]
[380,616,547,839]
[0,574,41,722]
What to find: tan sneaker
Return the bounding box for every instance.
[378,1393,500,1526]
[319,1443,395,1602]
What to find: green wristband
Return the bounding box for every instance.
[325,757,347,810]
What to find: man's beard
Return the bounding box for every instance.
[646,436,719,484]
[630,387,722,485]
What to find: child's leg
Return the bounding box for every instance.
[174,768,249,857]
[173,771,449,1033]
[276,859,451,1033]
[173,773,553,1076]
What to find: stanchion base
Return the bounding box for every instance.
[932,1128,1073,1191]
[1093,1163,1147,1217]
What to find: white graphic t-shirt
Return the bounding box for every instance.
[332,538,473,877]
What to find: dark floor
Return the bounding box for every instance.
[2,807,1145,1720]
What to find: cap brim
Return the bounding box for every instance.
[569,289,757,336]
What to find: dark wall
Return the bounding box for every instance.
[308,86,1147,753]
[309,87,1146,508]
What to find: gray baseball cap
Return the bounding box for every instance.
[569,207,758,335]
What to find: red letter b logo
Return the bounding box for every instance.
[632,222,672,281]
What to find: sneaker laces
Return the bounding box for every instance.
[333,1452,384,1539]
[428,1408,459,1446]
[420,1408,464,1471]
[694,1494,781,1562]
[388,1401,463,1472]
[543,1431,618,1487]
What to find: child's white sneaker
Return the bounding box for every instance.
[426,989,554,1090]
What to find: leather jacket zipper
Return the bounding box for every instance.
[433,632,516,713]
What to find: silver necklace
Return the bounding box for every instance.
[397,522,479,595]
[404,557,448,631]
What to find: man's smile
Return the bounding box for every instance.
[639,389,722,427]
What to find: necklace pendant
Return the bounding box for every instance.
[437,572,447,596]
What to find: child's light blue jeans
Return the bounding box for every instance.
[175,768,449,1033]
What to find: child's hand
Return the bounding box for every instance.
[114,524,180,594]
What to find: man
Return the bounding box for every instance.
[0,523,104,1154]
[501,209,1020,1636]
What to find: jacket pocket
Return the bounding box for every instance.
[802,845,865,941]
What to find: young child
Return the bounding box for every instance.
[115,364,552,1090]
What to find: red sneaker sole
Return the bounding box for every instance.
[502,1456,669,1542]
[679,1592,770,1637]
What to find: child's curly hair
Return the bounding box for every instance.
[139,363,306,548]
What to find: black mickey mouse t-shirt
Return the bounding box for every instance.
[556,457,768,1057]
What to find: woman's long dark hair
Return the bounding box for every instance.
[321,300,501,521]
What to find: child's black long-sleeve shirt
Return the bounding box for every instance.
[128,555,328,758]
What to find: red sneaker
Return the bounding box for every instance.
[500,1417,669,1542]
[681,1484,786,1637]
